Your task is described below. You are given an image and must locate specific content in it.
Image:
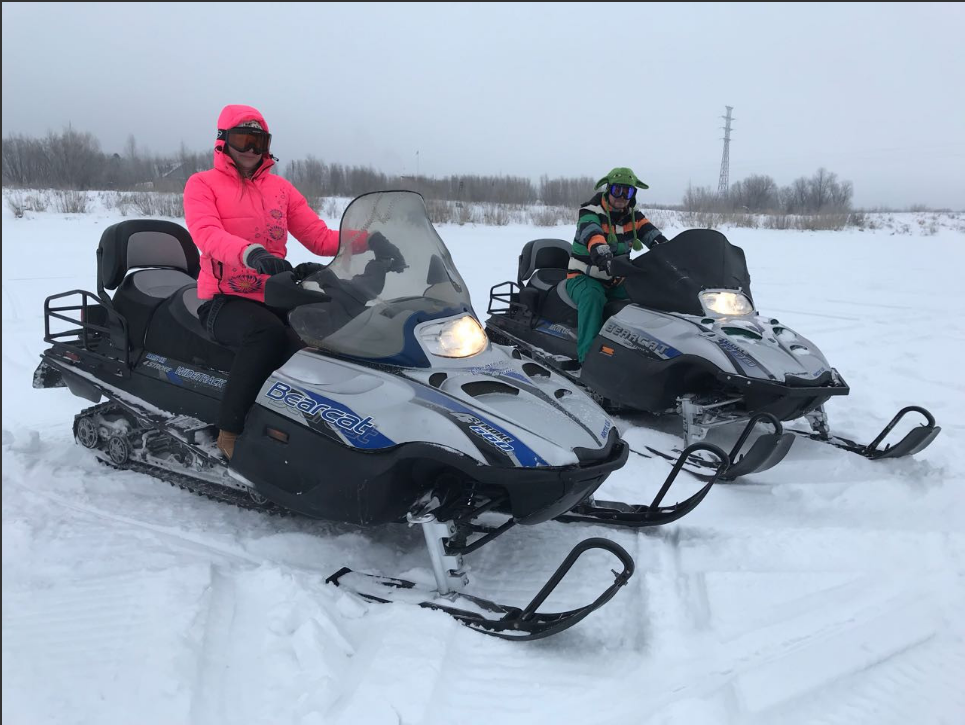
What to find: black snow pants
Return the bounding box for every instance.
[198,295,304,433]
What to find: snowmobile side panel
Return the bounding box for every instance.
[234,403,628,525]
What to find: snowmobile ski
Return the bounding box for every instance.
[792,405,940,460]
[328,537,634,640]
[556,442,728,527]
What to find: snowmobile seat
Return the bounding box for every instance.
[518,238,571,285]
[144,285,236,372]
[517,239,571,315]
[97,220,200,350]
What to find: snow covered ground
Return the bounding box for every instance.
[3,194,964,725]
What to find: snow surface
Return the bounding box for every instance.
[3,194,964,724]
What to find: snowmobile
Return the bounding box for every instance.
[33,191,728,640]
[486,229,940,478]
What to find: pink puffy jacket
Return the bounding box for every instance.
[184,104,342,302]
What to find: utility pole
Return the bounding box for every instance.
[718,105,734,195]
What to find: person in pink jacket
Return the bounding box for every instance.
[184,104,402,460]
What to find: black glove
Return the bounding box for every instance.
[294,262,326,281]
[589,243,614,274]
[367,232,406,273]
[245,246,293,275]
[652,234,669,246]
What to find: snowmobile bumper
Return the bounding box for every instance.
[717,369,850,422]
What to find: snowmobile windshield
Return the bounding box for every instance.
[622,229,754,316]
[289,191,475,362]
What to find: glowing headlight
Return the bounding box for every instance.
[419,315,488,358]
[699,290,754,317]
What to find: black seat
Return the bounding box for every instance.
[517,238,571,286]
[96,219,236,371]
[98,219,201,349]
[145,285,236,372]
[516,239,572,317]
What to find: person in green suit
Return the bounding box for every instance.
[566,167,668,363]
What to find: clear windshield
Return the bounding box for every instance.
[289,191,474,360]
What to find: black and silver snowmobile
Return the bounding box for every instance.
[486,229,940,478]
[34,191,727,640]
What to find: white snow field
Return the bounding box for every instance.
[3,196,964,725]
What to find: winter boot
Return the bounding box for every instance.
[217,430,239,460]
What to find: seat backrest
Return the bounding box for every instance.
[517,238,571,285]
[98,219,200,293]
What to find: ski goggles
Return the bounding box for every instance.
[218,128,272,155]
[608,184,636,200]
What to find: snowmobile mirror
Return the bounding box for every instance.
[426,254,449,285]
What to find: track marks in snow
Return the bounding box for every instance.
[2,566,211,725]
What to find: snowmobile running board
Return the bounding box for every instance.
[792,406,940,460]
[327,537,634,640]
[555,443,729,527]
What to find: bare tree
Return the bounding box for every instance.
[730,174,778,212]
[2,133,49,186]
[806,167,835,212]
[44,127,103,189]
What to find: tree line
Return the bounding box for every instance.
[684,169,854,215]
[3,126,854,213]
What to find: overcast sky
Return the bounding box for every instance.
[3,2,963,208]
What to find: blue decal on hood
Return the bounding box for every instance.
[414,386,548,467]
[602,320,682,358]
[715,338,759,368]
[264,382,394,448]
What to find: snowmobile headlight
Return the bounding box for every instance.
[419,315,488,358]
[699,290,754,317]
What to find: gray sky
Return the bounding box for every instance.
[3,2,963,208]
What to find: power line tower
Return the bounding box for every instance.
[718,105,735,195]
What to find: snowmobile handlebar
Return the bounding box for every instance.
[609,254,638,277]
[263,270,332,310]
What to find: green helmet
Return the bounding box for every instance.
[595,166,649,191]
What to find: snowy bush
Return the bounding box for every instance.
[531,206,568,227]
[53,189,89,213]
[481,203,510,226]
[6,190,27,217]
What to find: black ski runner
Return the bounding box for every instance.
[328,537,634,640]
[790,406,940,460]
[556,443,728,527]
